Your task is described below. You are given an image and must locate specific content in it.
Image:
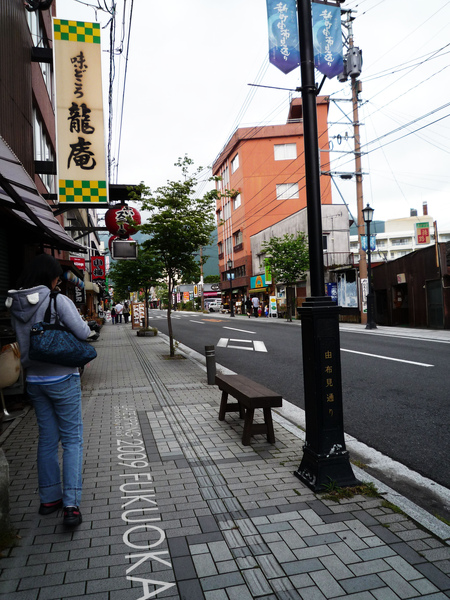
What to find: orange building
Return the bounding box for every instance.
[212,96,332,310]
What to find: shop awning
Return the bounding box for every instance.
[0,136,87,253]
[248,287,269,293]
[85,281,100,294]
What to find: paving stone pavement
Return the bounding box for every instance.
[1,322,450,599]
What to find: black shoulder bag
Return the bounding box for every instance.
[29,293,97,367]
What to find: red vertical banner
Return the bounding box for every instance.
[91,256,105,280]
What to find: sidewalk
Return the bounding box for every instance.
[1,321,450,599]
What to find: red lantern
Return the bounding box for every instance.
[105,204,141,237]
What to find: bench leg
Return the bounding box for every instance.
[219,391,244,421]
[239,402,245,419]
[263,407,275,444]
[242,408,254,446]
[218,390,228,421]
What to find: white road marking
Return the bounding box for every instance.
[227,344,253,351]
[223,327,256,334]
[342,348,434,367]
[253,340,268,353]
[217,338,268,352]
[189,320,205,324]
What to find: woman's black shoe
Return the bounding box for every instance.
[63,506,82,527]
[39,499,63,515]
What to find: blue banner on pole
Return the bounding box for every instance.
[361,235,377,252]
[266,0,300,74]
[312,2,344,79]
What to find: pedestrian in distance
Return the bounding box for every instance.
[245,297,252,318]
[115,301,123,323]
[123,301,130,324]
[251,295,260,318]
[110,306,116,324]
[6,254,94,528]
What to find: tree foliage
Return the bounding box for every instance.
[204,275,220,283]
[261,232,309,321]
[108,246,163,320]
[134,156,218,355]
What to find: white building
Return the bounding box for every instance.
[350,205,450,265]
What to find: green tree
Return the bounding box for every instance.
[136,156,217,356]
[108,246,163,324]
[261,232,309,321]
[204,275,220,283]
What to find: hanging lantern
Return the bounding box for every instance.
[105,204,141,237]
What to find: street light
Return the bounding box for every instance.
[227,259,235,317]
[362,203,377,330]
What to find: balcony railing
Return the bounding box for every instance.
[323,252,354,268]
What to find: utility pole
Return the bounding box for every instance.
[344,10,367,324]
[200,246,204,311]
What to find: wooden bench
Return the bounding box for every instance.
[215,373,283,446]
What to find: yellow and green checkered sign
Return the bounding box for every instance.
[59,179,108,203]
[53,20,101,44]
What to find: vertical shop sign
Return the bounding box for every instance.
[415,222,430,244]
[312,3,344,79]
[74,285,85,305]
[53,19,108,204]
[266,0,300,74]
[91,256,105,280]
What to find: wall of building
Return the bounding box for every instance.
[213,97,332,299]
[250,204,351,281]
[0,0,34,173]
[372,242,450,329]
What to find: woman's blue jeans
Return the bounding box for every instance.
[27,375,83,507]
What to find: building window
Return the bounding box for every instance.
[216,209,222,226]
[222,165,229,188]
[235,265,246,278]
[322,235,328,251]
[234,230,243,246]
[391,237,413,247]
[276,183,299,200]
[218,241,223,255]
[233,193,241,209]
[231,154,239,173]
[225,236,232,254]
[33,109,55,193]
[27,11,53,102]
[274,143,297,160]
[223,202,231,221]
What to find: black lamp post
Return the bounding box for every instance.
[293,0,359,492]
[227,259,235,317]
[362,203,377,330]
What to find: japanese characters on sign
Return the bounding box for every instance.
[323,349,335,420]
[91,256,106,280]
[415,222,431,245]
[312,3,344,79]
[53,19,108,204]
[266,0,300,74]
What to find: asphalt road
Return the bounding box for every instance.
[147,309,450,490]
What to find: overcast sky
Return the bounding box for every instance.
[56,0,450,230]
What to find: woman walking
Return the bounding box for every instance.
[7,254,94,527]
